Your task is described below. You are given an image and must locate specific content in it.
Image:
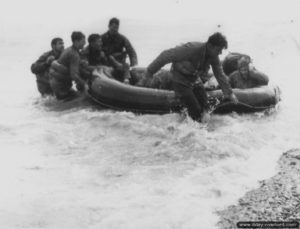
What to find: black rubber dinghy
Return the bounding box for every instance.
[87,68,281,114]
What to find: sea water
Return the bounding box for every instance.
[0,0,300,228]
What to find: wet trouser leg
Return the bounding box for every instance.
[36,73,53,96]
[193,81,209,111]
[173,81,203,121]
[36,79,53,96]
[49,78,76,100]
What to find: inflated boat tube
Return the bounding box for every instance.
[87,68,281,114]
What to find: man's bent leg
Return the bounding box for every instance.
[193,81,209,110]
[36,80,53,96]
[49,78,74,100]
[173,81,203,121]
[36,73,53,96]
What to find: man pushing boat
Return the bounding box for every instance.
[141,32,238,122]
[31,38,64,96]
[49,32,87,100]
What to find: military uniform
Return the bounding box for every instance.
[80,45,109,80]
[81,45,108,66]
[101,32,138,82]
[229,68,269,89]
[147,42,233,121]
[222,52,251,76]
[101,31,138,66]
[31,50,60,96]
[49,46,81,100]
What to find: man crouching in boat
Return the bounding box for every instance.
[142,32,238,122]
[228,56,269,89]
[31,38,64,96]
[49,32,87,100]
[101,17,138,84]
[80,33,109,80]
[207,53,270,90]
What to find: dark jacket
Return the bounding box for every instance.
[31,50,60,74]
[222,52,251,75]
[81,46,108,66]
[53,46,81,82]
[229,68,269,89]
[101,31,138,66]
[147,42,232,96]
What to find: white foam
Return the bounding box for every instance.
[1,2,300,228]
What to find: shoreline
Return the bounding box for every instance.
[217,149,300,229]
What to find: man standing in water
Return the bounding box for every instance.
[31,38,64,96]
[101,17,138,84]
[143,32,238,122]
[49,31,87,100]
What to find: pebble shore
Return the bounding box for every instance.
[217,149,300,229]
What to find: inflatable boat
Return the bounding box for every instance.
[87,67,281,114]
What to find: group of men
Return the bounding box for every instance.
[31,17,137,100]
[31,17,269,122]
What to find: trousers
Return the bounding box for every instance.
[35,72,53,96]
[172,74,208,121]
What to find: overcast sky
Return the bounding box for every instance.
[0,0,299,52]
[1,0,299,27]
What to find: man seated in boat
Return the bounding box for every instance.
[207,53,269,89]
[31,38,64,96]
[80,33,109,80]
[101,17,138,84]
[141,32,238,122]
[222,52,251,76]
[228,56,269,89]
[49,31,87,100]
